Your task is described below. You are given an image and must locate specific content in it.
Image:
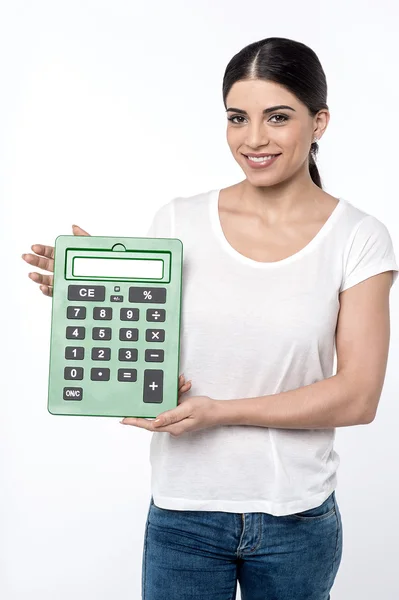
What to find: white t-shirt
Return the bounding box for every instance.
[145,188,398,516]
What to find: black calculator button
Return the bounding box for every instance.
[143,370,163,403]
[110,295,123,302]
[64,367,84,380]
[68,285,105,302]
[92,347,111,360]
[66,326,85,340]
[120,308,139,321]
[119,328,139,341]
[118,348,138,361]
[114,286,120,292]
[146,329,165,342]
[92,327,112,340]
[91,368,110,381]
[63,387,83,401]
[93,307,113,320]
[146,309,165,322]
[65,347,85,360]
[67,306,86,319]
[118,369,137,382]
[145,349,164,362]
[129,287,166,303]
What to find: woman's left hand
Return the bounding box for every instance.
[120,378,221,436]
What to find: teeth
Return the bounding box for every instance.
[247,155,278,162]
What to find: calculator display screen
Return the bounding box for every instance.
[73,257,163,279]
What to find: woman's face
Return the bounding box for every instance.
[225,79,329,186]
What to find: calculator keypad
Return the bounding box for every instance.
[63,285,168,404]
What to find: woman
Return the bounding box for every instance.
[22,37,398,599]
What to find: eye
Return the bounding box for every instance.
[227,114,289,124]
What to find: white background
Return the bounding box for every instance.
[2,1,399,598]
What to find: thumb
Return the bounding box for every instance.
[72,224,91,236]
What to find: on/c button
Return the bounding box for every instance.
[63,387,83,400]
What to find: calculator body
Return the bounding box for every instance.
[48,235,183,418]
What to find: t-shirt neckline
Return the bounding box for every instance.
[209,188,347,268]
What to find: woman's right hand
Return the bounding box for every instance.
[21,224,90,297]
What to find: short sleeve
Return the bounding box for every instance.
[340,215,399,292]
[145,198,175,238]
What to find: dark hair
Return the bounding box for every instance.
[222,37,328,189]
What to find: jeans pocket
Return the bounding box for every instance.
[288,491,336,521]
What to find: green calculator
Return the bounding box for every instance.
[47,235,183,418]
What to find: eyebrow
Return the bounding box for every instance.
[226,105,296,115]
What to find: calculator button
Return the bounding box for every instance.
[119,328,139,341]
[118,369,137,382]
[93,307,113,320]
[118,348,138,361]
[145,349,164,362]
[65,347,85,360]
[146,329,165,342]
[146,309,165,322]
[129,287,166,303]
[92,347,111,360]
[67,306,86,319]
[120,308,139,321]
[92,327,112,340]
[114,286,120,292]
[143,370,163,403]
[64,367,84,380]
[91,368,110,381]
[63,387,83,400]
[68,285,105,301]
[110,295,124,302]
[66,326,86,340]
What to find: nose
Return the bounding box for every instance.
[244,122,270,149]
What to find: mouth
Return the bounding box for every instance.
[242,153,282,168]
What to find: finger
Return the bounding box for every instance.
[22,246,54,272]
[40,284,53,297]
[120,417,152,430]
[72,225,91,236]
[28,272,53,286]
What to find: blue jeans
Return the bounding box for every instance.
[141,490,343,600]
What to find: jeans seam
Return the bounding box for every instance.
[330,493,341,583]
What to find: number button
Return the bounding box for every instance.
[67,306,87,319]
[118,348,138,362]
[65,347,85,360]
[92,348,111,360]
[118,369,137,382]
[92,327,112,340]
[66,326,85,340]
[145,329,165,342]
[93,307,113,320]
[120,308,139,321]
[91,368,110,381]
[64,367,84,380]
[119,328,139,341]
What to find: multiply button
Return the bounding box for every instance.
[68,285,105,301]
[146,329,165,342]
[129,287,166,303]
[146,308,165,322]
[143,369,163,403]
